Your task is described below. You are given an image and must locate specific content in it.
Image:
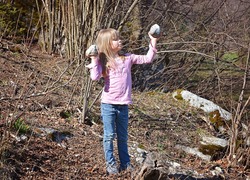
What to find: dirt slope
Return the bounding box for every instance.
[0,46,248,180]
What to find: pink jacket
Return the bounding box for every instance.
[87,44,157,105]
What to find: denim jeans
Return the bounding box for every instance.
[101,103,130,169]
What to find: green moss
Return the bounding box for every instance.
[198,144,225,156]
[208,110,225,128]
[59,110,71,119]
[222,52,238,62]
[174,89,183,100]
[138,144,145,149]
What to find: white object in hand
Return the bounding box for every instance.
[149,24,161,38]
[86,45,98,56]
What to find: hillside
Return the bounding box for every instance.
[0,44,249,180]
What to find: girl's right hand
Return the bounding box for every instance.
[148,33,158,49]
[86,45,98,57]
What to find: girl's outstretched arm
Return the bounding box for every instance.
[131,34,158,64]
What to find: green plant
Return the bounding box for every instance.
[13,118,30,134]
[157,143,165,151]
[222,52,238,62]
[0,3,18,36]
[59,110,71,119]
[0,1,40,38]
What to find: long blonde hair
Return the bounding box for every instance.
[96,28,120,77]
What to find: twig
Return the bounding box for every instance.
[158,49,214,59]
[45,57,79,92]
[158,41,217,46]
[87,88,103,113]
[89,129,102,139]
[0,92,47,101]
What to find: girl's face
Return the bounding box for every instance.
[111,37,122,53]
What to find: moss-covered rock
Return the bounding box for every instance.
[172,90,232,121]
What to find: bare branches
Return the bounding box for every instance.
[118,0,140,31]
[202,0,227,25]
[158,50,215,59]
[159,41,217,46]
[228,44,250,163]
[0,92,47,101]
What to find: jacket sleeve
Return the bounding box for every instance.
[86,61,102,80]
[131,43,157,64]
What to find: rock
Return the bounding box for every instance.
[242,123,250,146]
[175,144,211,161]
[201,136,228,148]
[135,152,210,180]
[135,152,168,180]
[129,143,148,164]
[211,166,224,176]
[10,133,27,142]
[172,90,232,121]
[168,162,181,174]
[149,24,161,38]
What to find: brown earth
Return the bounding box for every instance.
[0,44,249,180]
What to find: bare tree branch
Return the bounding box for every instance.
[158,50,214,59]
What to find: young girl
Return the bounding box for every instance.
[86,28,158,175]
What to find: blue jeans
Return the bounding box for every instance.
[101,103,130,169]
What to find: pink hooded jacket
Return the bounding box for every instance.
[86,44,157,105]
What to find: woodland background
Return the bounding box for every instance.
[0,0,250,179]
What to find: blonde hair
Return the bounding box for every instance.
[96,28,120,77]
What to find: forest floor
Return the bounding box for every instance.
[0,44,249,180]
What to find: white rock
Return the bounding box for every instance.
[136,157,145,164]
[172,90,232,121]
[211,166,223,176]
[137,147,147,154]
[201,136,228,147]
[169,161,181,168]
[246,137,250,146]
[149,24,161,38]
[175,144,211,161]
